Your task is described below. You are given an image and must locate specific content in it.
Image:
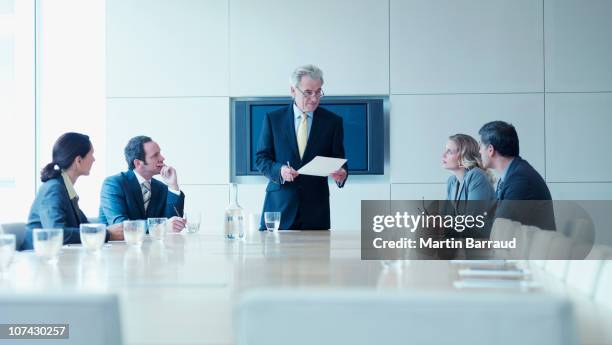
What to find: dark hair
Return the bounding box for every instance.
[478,121,520,157]
[124,135,152,170]
[41,132,92,182]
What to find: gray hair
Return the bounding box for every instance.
[290,64,324,88]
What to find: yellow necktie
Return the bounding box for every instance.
[297,113,308,159]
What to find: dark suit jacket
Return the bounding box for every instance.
[22,177,91,250]
[495,156,556,230]
[255,105,347,230]
[98,169,185,225]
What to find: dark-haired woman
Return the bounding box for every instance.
[21,133,123,250]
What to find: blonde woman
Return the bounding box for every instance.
[442,134,495,202]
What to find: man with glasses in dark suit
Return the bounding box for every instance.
[256,64,348,230]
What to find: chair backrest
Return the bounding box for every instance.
[545,235,575,280]
[490,218,521,259]
[594,257,612,310]
[529,229,559,260]
[0,222,26,250]
[236,289,578,345]
[512,225,538,258]
[0,293,122,345]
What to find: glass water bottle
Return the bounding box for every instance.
[224,183,245,239]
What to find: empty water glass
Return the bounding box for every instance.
[80,223,106,253]
[33,228,63,263]
[147,218,167,240]
[124,220,146,247]
[264,212,281,232]
[185,211,201,233]
[0,234,16,275]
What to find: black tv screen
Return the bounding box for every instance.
[233,97,385,176]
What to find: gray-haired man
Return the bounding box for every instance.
[255,64,348,230]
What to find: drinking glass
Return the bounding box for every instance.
[147,218,167,240]
[33,228,63,263]
[124,220,146,247]
[185,211,201,233]
[80,223,106,253]
[0,234,16,275]
[264,212,281,232]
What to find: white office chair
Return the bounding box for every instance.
[545,235,574,280]
[236,289,578,345]
[565,245,612,298]
[512,224,538,259]
[528,228,559,268]
[594,257,612,310]
[0,293,122,345]
[0,222,26,250]
[489,218,521,259]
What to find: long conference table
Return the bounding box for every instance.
[1,230,611,345]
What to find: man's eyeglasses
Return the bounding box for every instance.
[295,87,324,99]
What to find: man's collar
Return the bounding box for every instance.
[60,170,78,200]
[499,157,515,182]
[133,170,151,185]
[293,103,313,119]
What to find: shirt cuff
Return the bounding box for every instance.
[168,187,181,195]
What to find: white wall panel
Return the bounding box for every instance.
[330,183,390,231]
[107,0,229,97]
[106,97,229,184]
[391,184,446,200]
[229,0,389,96]
[180,184,228,232]
[236,184,267,218]
[545,0,612,92]
[549,183,612,200]
[391,0,543,94]
[546,93,612,182]
[390,94,545,183]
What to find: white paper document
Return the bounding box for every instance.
[298,156,347,177]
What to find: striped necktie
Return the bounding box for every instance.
[297,112,308,159]
[141,181,151,211]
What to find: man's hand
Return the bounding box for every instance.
[281,165,299,182]
[107,223,124,241]
[168,216,186,232]
[330,168,347,183]
[160,165,179,191]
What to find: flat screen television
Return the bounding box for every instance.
[232,96,385,176]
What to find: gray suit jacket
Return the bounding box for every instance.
[22,177,96,250]
[446,168,495,202]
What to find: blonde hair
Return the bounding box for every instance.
[449,134,495,184]
[449,134,482,169]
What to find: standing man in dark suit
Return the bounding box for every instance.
[478,121,555,230]
[99,136,186,231]
[256,64,348,230]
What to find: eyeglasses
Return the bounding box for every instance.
[295,87,324,99]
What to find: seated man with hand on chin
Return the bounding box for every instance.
[99,135,186,232]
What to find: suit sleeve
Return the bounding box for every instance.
[255,112,283,184]
[332,116,348,188]
[100,176,130,225]
[38,184,82,245]
[164,190,185,218]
